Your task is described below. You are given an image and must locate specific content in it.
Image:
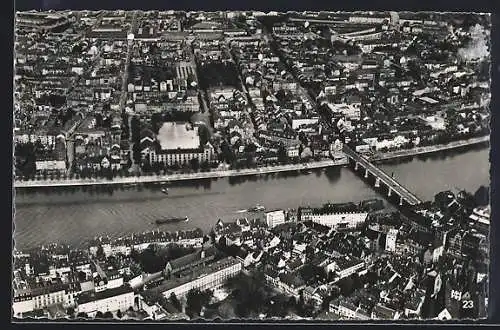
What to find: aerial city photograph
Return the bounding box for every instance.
[12,10,490,321]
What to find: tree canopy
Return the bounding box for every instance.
[186,288,213,317]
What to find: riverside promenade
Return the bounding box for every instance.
[14,159,348,188]
[369,135,489,162]
[13,136,489,189]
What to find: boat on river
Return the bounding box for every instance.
[248,204,265,212]
[155,217,189,225]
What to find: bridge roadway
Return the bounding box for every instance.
[343,145,423,205]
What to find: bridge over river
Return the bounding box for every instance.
[343,145,423,206]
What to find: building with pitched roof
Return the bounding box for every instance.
[150,256,241,299]
[163,246,217,278]
[75,285,135,318]
[12,282,82,317]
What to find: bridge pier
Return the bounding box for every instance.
[343,146,422,207]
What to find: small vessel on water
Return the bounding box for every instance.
[155,217,189,225]
[248,204,265,212]
[161,180,170,194]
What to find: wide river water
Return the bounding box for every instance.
[13,146,490,250]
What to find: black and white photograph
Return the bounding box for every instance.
[12,9,491,322]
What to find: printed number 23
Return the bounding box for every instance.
[462,300,474,309]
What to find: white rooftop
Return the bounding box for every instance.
[157,122,200,150]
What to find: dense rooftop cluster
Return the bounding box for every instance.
[210,187,488,320]
[12,183,489,320]
[14,11,489,182]
[264,13,490,156]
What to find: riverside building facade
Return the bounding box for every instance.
[300,207,368,230]
[75,285,135,318]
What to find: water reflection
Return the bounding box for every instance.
[324,166,342,184]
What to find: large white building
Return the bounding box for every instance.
[76,285,135,318]
[147,122,214,166]
[301,208,368,230]
[12,283,82,317]
[157,122,200,150]
[265,210,286,228]
[156,257,242,299]
[148,142,214,166]
[12,294,35,317]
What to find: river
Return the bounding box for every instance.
[13,146,490,250]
